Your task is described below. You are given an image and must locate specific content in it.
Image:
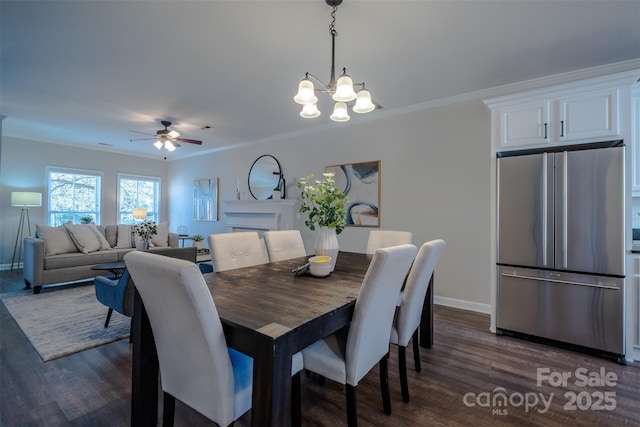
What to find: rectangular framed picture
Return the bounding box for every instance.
[326,160,380,227]
[193,178,219,221]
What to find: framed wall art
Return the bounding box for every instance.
[326,160,380,227]
[193,178,219,221]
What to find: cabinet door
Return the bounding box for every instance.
[632,85,640,195]
[557,88,620,142]
[499,101,551,148]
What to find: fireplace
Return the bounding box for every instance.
[223,200,297,237]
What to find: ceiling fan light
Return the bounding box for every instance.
[165,140,176,152]
[294,79,318,105]
[168,130,180,138]
[353,89,375,113]
[330,102,350,122]
[300,103,321,119]
[332,72,357,102]
[153,140,163,150]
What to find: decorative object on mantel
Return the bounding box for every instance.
[194,178,219,221]
[293,0,377,122]
[298,172,348,271]
[192,234,204,249]
[133,220,157,250]
[326,160,381,227]
[272,187,282,200]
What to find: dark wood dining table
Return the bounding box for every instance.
[130,251,435,427]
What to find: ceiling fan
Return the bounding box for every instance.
[130,120,203,152]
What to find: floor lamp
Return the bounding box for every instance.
[11,191,42,270]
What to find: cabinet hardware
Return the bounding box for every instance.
[560,120,565,137]
[544,123,548,139]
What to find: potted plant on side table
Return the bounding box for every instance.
[298,172,348,272]
[193,234,204,249]
[80,215,94,224]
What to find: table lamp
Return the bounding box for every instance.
[133,208,148,220]
[11,191,42,270]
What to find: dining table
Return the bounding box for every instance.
[130,251,435,427]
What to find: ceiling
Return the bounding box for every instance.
[2,0,639,160]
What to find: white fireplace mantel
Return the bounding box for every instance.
[223,199,297,233]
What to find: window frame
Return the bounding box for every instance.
[46,166,103,226]
[116,173,161,225]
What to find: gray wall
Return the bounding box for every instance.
[0,138,169,266]
[168,99,493,310]
[0,99,492,311]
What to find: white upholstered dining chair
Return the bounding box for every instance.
[300,244,418,427]
[263,230,307,262]
[124,251,304,427]
[365,230,413,254]
[208,231,266,272]
[390,239,446,403]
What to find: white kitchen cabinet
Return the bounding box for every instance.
[494,87,621,149]
[631,84,640,195]
[484,72,640,151]
[557,88,620,142]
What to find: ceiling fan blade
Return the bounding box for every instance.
[129,130,155,136]
[176,137,202,145]
[130,137,157,142]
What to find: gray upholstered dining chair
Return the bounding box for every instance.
[263,230,307,262]
[390,239,446,403]
[300,244,418,427]
[365,230,413,254]
[124,251,304,427]
[208,231,266,272]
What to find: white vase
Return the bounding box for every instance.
[194,241,203,250]
[314,226,339,272]
[272,190,282,200]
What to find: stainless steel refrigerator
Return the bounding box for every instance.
[496,141,626,362]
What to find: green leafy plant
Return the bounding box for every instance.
[193,234,204,242]
[133,220,158,239]
[298,172,348,234]
[79,214,93,223]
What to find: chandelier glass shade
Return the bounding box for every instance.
[154,137,176,151]
[294,0,375,122]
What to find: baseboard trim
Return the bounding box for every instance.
[435,296,491,314]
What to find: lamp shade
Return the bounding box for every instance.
[330,102,350,122]
[353,89,375,113]
[294,79,318,105]
[133,208,148,219]
[300,103,321,119]
[332,72,357,102]
[11,192,42,207]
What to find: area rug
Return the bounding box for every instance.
[0,285,130,362]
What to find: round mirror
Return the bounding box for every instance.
[248,155,283,200]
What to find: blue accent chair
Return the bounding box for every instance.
[95,270,134,327]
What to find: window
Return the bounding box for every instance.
[47,167,102,226]
[117,174,160,224]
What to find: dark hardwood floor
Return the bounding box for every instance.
[1,268,639,426]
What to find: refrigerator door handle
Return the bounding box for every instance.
[499,272,620,290]
[542,154,548,265]
[559,152,569,269]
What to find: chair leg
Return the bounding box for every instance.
[291,372,302,427]
[379,354,392,415]
[346,384,358,427]
[104,308,113,328]
[412,329,422,372]
[162,392,175,427]
[398,346,410,403]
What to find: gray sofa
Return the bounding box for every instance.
[23,223,178,294]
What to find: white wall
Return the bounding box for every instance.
[0,137,169,267]
[169,99,493,311]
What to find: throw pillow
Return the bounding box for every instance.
[64,223,110,253]
[151,222,169,247]
[115,224,134,248]
[35,223,78,256]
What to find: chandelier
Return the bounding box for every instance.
[293,0,376,122]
